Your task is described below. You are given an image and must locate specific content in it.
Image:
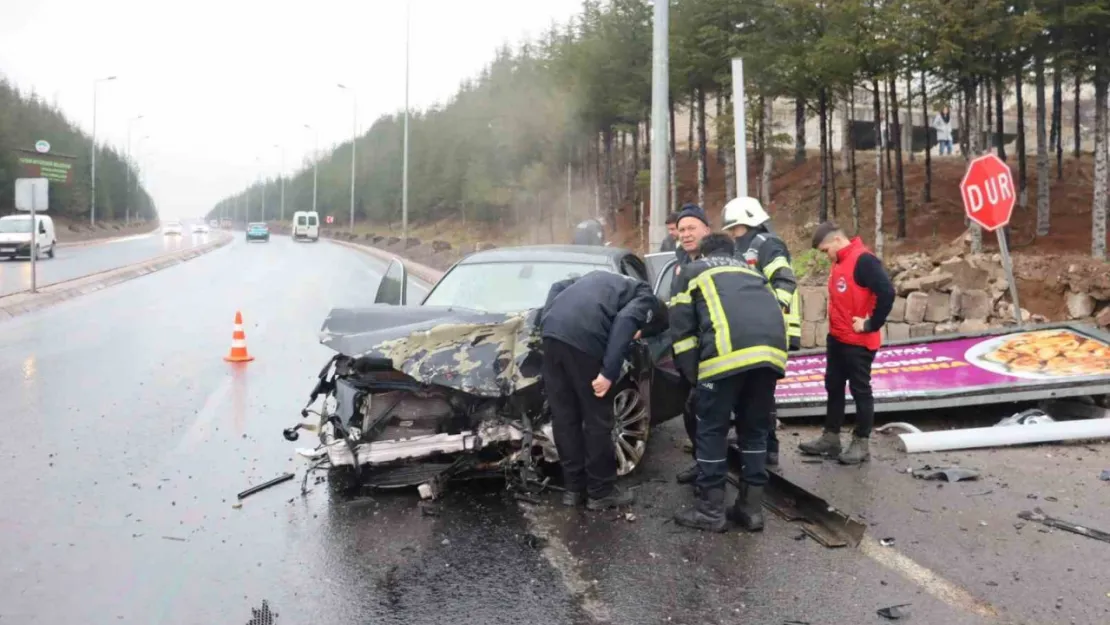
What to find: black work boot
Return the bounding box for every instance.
[675,463,698,484]
[727,483,766,532]
[674,487,728,533]
[798,431,842,457]
[766,451,779,466]
[561,490,586,507]
[837,436,871,465]
[587,486,635,511]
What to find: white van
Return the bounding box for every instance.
[0,214,56,260]
[292,211,320,242]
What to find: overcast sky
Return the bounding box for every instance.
[0,0,581,220]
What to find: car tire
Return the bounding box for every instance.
[47,242,55,259]
[612,382,651,477]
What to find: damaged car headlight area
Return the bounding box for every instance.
[288,305,568,495]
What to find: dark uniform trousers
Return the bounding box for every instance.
[824,336,878,438]
[695,367,779,491]
[542,338,617,499]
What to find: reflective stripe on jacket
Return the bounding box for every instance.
[735,230,801,350]
[668,254,788,383]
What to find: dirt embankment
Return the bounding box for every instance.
[53,216,157,244]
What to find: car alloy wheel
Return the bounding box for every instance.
[612,385,650,476]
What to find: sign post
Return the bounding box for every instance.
[960,154,1022,325]
[15,177,49,293]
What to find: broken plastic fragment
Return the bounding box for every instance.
[911,465,980,482]
[877,604,911,620]
[879,537,895,547]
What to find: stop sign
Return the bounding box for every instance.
[326,215,334,224]
[960,154,1016,232]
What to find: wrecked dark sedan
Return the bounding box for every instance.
[286,245,690,497]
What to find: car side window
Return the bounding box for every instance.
[39,222,46,234]
[620,255,648,282]
[653,259,678,301]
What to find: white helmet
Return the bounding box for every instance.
[721,196,769,231]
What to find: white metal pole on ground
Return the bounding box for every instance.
[402,0,411,243]
[731,58,748,199]
[648,0,669,251]
[899,418,1110,453]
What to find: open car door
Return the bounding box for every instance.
[374,258,409,306]
[645,256,688,423]
[643,251,674,284]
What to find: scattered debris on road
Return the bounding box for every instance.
[994,408,1054,427]
[237,472,295,500]
[1099,469,1110,481]
[879,537,896,546]
[1018,508,1110,544]
[911,465,980,482]
[161,536,187,542]
[877,603,912,620]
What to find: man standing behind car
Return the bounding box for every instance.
[669,233,788,533]
[540,271,669,510]
[659,212,680,252]
[799,222,895,465]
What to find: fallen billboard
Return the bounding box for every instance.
[776,323,1110,418]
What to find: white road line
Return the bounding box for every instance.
[860,536,998,618]
[519,503,613,623]
[176,375,233,453]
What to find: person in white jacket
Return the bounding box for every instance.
[933,106,954,155]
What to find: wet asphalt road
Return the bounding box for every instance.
[0,231,208,296]
[0,236,1032,624]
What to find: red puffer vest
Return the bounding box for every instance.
[827,237,881,351]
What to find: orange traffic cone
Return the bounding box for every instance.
[223,310,255,362]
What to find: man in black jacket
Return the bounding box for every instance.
[540,271,669,510]
[659,212,680,252]
[669,233,788,533]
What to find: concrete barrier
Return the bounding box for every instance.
[0,234,233,321]
[327,238,445,285]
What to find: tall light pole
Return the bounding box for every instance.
[128,134,150,224]
[90,75,117,227]
[255,156,267,222]
[338,83,358,233]
[125,114,144,225]
[648,0,669,251]
[303,124,319,213]
[273,143,285,222]
[402,0,411,242]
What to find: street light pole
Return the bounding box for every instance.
[648,0,669,251]
[90,75,117,227]
[338,84,358,233]
[256,156,266,222]
[125,114,144,226]
[304,124,318,213]
[402,0,411,242]
[273,144,285,222]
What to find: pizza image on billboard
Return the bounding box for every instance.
[964,328,1110,380]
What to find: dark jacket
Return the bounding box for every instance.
[540,270,658,381]
[660,234,677,252]
[733,225,802,350]
[669,253,788,384]
[572,219,605,246]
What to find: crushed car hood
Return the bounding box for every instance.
[319,305,543,397]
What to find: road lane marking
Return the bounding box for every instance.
[176,375,232,453]
[519,503,613,623]
[860,536,998,618]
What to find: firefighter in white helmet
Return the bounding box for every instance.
[722,196,801,467]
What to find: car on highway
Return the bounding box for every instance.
[192,223,210,234]
[208,219,219,229]
[289,245,687,495]
[163,221,183,236]
[246,222,270,242]
[292,210,319,242]
[0,214,56,260]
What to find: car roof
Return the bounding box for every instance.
[249,222,267,226]
[455,244,634,266]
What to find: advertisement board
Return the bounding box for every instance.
[776,324,1110,417]
[17,153,75,184]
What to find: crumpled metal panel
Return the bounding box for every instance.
[319,305,544,398]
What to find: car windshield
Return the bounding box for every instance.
[422,261,613,313]
[0,219,32,233]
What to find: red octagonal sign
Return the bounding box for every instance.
[960,154,1016,232]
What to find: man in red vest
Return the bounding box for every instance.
[799,222,895,464]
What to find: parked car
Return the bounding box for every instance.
[292,211,319,241]
[0,214,56,259]
[162,221,183,236]
[246,222,270,242]
[286,245,686,494]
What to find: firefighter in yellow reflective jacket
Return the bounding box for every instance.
[669,233,788,533]
[722,196,801,467]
